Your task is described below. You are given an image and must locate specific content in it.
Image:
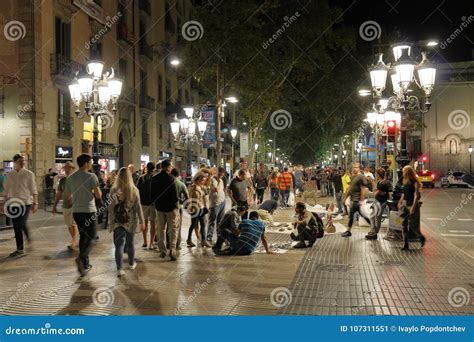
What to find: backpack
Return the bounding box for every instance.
[114,199,130,224]
[310,212,325,238]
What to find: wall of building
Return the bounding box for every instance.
[422,62,474,175]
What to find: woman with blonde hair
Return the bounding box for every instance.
[108,167,145,276]
[186,171,210,247]
[397,165,426,250]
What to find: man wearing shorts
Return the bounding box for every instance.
[53,161,79,250]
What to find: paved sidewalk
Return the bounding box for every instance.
[0,195,472,315]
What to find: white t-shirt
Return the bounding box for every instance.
[3,168,38,205]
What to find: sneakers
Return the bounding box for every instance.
[365,233,377,240]
[201,240,212,248]
[187,239,196,247]
[9,250,25,257]
[420,236,426,248]
[159,251,166,258]
[117,269,125,277]
[293,242,307,248]
[341,231,352,237]
[130,262,137,270]
[75,257,86,275]
[169,249,177,261]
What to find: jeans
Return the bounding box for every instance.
[369,201,385,235]
[335,191,343,213]
[320,181,328,196]
[8,204,31,251]
[256,188,265,204]
[270,187,279,202]
[401,202,423,242]
[216,228,251,255]
[188,209,206,241]
[156,209,179,254]
[280,189,289,206]
[347,201,370,230]
[113,227,134,270]
[207,202,225,241]
[73,212,97,267]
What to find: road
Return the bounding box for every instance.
[420,187,474,257]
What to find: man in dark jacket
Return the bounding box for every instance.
[151,159,179,260]
[136,162,157,249]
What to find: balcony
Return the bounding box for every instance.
[139,40,153,61]
[142,132,150,147]
[50,54,85,84]
[139,0,151,16]
[140,93,156,112]
[117,22,135,45]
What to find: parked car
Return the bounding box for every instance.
[441,171,471,188]
[416,170,436,188]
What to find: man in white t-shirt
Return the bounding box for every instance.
[3,154,38,257]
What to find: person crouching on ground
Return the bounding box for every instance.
[212,203,247,253]
[256,199,278,225]
[108,167,145,277]
[292,202,319,248]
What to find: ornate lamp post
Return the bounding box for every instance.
[69,60,123,176]
[170,106,208,178]
[368,44,436,170]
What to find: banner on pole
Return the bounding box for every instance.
[240,132,249,158]
[201,106,216,149]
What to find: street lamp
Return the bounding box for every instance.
[469,145,473,175]
[357,142,363,164]
[368,43,436,171]
[254,143,259,170]
[69,60,123,176]
[170,106,208,177]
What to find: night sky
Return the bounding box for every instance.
[331,0,473,63]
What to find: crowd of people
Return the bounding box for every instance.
[2,152,426,278]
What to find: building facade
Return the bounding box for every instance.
[0,0,206,201]
[422,61,474,175]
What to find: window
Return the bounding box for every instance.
[58,91,72,138]
[90,41,103,59]
[119,59,128,82]
[159,124,163,139]
[165,79,171,102]
[157,74,163,103]
[140,70,148,96]
[55,17,71,59]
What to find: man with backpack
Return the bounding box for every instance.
[136,162,157,249]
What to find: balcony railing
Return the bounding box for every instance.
[140,93,156,111]
[142,132,150,147]
[139,0,151,16]
[50,54,85,79]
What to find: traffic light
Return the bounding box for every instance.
[386,120,397,142]
[422,156,427,162]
